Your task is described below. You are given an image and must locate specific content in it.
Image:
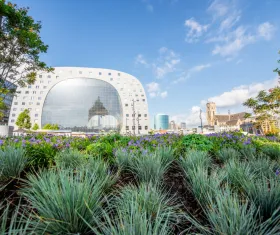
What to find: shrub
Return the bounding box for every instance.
[239,145,257,160]
[92,183,180,235]
[262,145,280,161]
[21,168,110,234]
[86,142,114,162]
[55,149,87,169]
[42,123,59,130]
[216,148,240,163]
[181,134,213,151]
[32,123,39,131]
[0,146,27,182]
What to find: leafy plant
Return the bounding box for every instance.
[21,168,110,234]
[86,142,114,162]
[42,123,59,130]
[55,149,87,169]
[0,146,27,182]
[216,148,240,163]
[181,134,213,151]
[32,123,39,131]
[262,145,280,161]
[15,109,31,130]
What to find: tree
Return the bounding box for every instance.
[32,123,39,130]
[42,123,59,130]
[0,1,53,119]
[243,51,280,133]
[16,109,31,129]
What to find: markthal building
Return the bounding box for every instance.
[8,68,150,134]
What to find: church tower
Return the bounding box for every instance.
[206,102,216,126]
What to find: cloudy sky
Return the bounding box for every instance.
[14,0,280,127]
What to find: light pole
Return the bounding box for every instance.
[200,109,203,133]
[131,99,136,135]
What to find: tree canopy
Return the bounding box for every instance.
[0,1,53,120]
[15,109,31,129]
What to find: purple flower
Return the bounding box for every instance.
[0,139,3,146]
[14,139,19,143]
[65,143,70,148]
[276,169,280,176]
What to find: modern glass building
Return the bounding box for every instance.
[154,114,169,130]
[8,67,150,134]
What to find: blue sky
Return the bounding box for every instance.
[13,0,280,127]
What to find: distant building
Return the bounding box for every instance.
[206,102,246,131]
[180,122,186,129]
[169,120,176,130]
[154,114,169,130]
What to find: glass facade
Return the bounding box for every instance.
[42,78,123,132]
[1,81,16,125]
[154,114,169,130]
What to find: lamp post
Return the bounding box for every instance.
[131,99,136,136]
[200,109,203,133]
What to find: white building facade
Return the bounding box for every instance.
[8,67,149,134]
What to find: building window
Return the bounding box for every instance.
[132,126,135,130]
[38,97,42,100]
[40,80,44,83]
[43,86,47,89]
[126,114,129,117]
[13,108,17,111]
[18,91,21,94]
[36,85,39,89]
[11,119,15,123]
[132,114,135,117]
[39,75,42,78]
[12,114,15,117]
[118,73,121,76]
[47,75,51,78]
[125,104,128,107]
[25,91,29,94]
[33,91,36,94]
[138,126,142,130]
[144,114,147,117]
[138,114,141,117]
[22,102,25,105]
[108,72,111,75]
[145,126,148,130]
[14,102,18,105]
[79,71,82,74]
[36,102,40,105]
[126,126,129,130]
[56,76,59,79]
[99,72,102,75]
[40,91,44,94]
[28,85,32,89]
[110,78,113,81]
[28,108,31,111]
[142,99,145,102]
[20,108,24,111]
[35,114,38,117]
[29,102,33,105]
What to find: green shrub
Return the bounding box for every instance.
[262,145,280,161]
[21,168,110,234]
[92,183,180,235]
[216,148,240,163]
[32,123,39,130]
[55,149,87,169]
[181,134,213,151]
[239,145,257,160]
[42,123,59,130]
[86,142,114,162]
[0,146,27,182]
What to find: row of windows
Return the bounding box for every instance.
[126,114,147,117]
[14,102,41,106]
[12,113,38,117]
[11,119,38,123]
[38,71,122,78]
[18,91,44,94]
[126,126,148,130]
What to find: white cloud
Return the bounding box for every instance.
[212,26,255,57]
[135,54,148,66]
[146,82,168,98]
[201,78,278,108]
[153,47,181,78]
[258,22,276,40]
[185,18,209,43]
[173,63,211,84]
[219,11,241,32]
[207,0,230,18]
[146,4,153,12]
[171,106,206,128]
[160,91,168,98]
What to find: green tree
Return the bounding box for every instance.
[16,109,31,129]
[0,1,53,120]
[42,123,59,130]
[243,51,280,132]
[32,123,39,130]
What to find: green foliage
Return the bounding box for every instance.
[262,144,280,161]
[181,134,213,151]
[55,149,87,169]
[0,1,53,118]
[183,150,211,171]
[21,168,110,234]
[0,146,27,182]
[15,109,31,129]
[216,148,240,163]
[93,183,179,235]
[129,147,174,184]
[32,123,39,130]
[86,142,114,162]
[42,123,59,130]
